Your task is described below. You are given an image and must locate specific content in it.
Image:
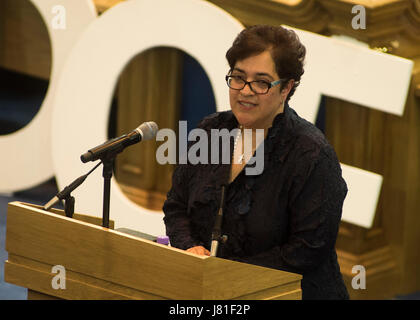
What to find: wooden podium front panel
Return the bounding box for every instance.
[202,256,301,300]
[27,290,59,300]
[4,202,301,300]
[5,202,205,299]
[5,254,165,300]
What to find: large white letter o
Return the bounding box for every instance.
[0,0,96,192]
[51,0,244,235]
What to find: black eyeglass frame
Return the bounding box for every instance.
[225,75,285,95]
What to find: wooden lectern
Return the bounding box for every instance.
[4,201,302,300]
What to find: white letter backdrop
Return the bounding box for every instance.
[2,0,413,234]
[51,0,243,235]
[0,0,97,192]
[288,26,413,228]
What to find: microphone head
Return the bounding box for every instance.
[136,121,158,140]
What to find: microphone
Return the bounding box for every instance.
[80,121,158,163]
[43,161,102,211]
[43,176,87,211]
[210,185,227,257]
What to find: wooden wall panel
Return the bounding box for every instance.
[0,0,51,80]
[115,47,183,211]
[324,63,420,296]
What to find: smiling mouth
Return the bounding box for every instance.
[238,101,257,108]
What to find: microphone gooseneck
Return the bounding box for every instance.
[80,121,158,163]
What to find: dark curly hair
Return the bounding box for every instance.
[226,25,306,103]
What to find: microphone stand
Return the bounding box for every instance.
[97,144,126,228]
[43,161,102,217]
[63,194,75,218]
[79,122,158,228]
[210,185,228,257]
[101,155,114,229]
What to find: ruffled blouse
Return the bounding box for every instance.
[163,104,349,300]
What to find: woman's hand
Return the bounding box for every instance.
[186,246,211,256]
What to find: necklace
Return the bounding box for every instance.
[233,125,266,164]
[233,125,244,164]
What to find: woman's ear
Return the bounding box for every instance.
[281,79,295,101]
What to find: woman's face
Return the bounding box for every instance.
[229,50,292,130]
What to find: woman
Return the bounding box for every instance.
[163,25,349,300]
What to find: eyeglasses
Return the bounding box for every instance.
[225,75,283,95]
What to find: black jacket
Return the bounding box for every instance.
[163,104,349,300]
